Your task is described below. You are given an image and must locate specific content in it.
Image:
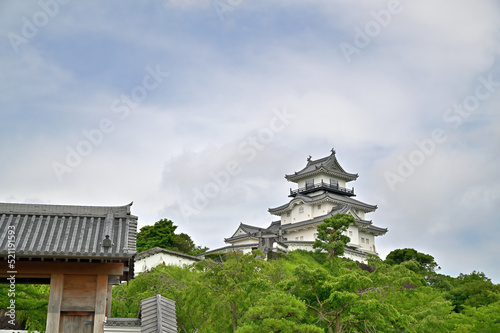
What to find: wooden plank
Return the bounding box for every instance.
[61,274,97,312]
[0,261,124,277]
[62,312,93,316]
[62,289,97,298]
[93,275,107,333]
[62,276,97,298]
[60,313,93,333]
[61,297,95,312]
[106,284,112,317]
[46,273,64,333]
[64,274,97,286]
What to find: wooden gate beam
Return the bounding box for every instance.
[0,261,124,278]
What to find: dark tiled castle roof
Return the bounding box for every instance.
[0,202,138,259]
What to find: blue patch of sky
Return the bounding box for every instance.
[33,33,145,88]
[456,228,487,248]
[0,109,75,142]
[222,3,344,53]
[13,2,349,113]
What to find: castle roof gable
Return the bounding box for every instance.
[268,192,377,215]
[285,149,358,182]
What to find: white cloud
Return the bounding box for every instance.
[164,0,212,9]
[1,0,500,282]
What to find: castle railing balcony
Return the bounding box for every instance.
[289,180,355,197]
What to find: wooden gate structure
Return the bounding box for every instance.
[0,202,138,333]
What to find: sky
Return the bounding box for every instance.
[1,0,499,282]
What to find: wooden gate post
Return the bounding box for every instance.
[46,274,64,333]
[93,275,108,333]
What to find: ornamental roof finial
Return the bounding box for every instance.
[331,148,336,155]
[307,155,312,162]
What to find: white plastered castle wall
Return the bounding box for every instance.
[286,226,318,242]
[285,224,376,254]
[312,201,335,217]
[357,231,376,253]
[285,201,335,224]
[296,172,348,188]
[135,252,199,274]
[228,237,259,246]
[281,201,378,252]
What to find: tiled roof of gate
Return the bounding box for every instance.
[0,202,138,259]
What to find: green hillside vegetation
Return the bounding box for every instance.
[111,249,500,333]
[2,249,499,332]
[2,216,499,332]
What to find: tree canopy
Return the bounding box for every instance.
[111,248,500,333]
[4,247,499,332]
[136,218,208,254]
[385,248,439,272]
[385,248,441,284]
[313,213,354,261]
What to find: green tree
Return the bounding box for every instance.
[172,233,195,253]
[112,263,228,332]
[364,256,456,332]
[446,271,500,313]
[385,248,440,282]
[236,291,323,333]
[136,218,207,254]
[283,261,373,333]
[313,213,354,262]
[112,248,499,333]
[198,251,275,332]
[0,284,49,332]
[136,218,177,253]
[448,300,500,332]
[172,232,209,255]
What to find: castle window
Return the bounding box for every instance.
[349,231,353,237]
[366,239,369,244]
[300,236,303,241]
[286,212,290,217]
[361,238,365,243]
[295,237,299,241]
[299,207,304,213]
[317,204,321,209]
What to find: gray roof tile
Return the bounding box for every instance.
[135,247,202,261]
[140,294,177,333]
[285,150,358,182]
[0,202,138,259]
[268,192,377,214]
[104,318,141,327]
